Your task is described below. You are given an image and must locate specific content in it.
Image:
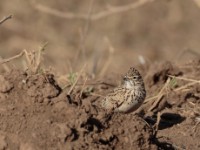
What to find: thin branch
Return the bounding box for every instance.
[75,0,94,64]
[0,56,11,71]
[0,15,13,25]
[31,0,155,21]
[0,50,25,64]
[154,112,161,134]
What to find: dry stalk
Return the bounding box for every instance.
[31,0,155,21]
[0,42,47,74]
[99,37,114,77]
[24,42,48,73]
[168,75,200,83]
[75,0,94,64]
[67,64,86,95]
[148,78,170,111]
[154,112,161,133]
[0,15,12,25]
[145,75,200,104]
[35,42,48,73]
[0,56,10,71]
[145,78,170,104]
[192,121,200,134]
[144,82,197,103]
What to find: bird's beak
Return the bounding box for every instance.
[123,76,128,81]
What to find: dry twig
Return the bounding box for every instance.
[0,43,47,74]
[75,0,94,63]
[23,42,48,73]
[0,56,11,71]
[0,15,12,25]
[31,0,155,21]
[0,50,25,64]
[154,112,161,134]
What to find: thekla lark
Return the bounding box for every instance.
[102,67,146,113]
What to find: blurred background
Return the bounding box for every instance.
[0,0,200,76]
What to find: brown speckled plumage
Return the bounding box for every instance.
[101,67,146,113]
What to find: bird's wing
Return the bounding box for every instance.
[102,87,126,110]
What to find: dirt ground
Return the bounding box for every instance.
[1,0,200,150]
[0,61,199,150]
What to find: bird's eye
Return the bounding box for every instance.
[133,76,137,79]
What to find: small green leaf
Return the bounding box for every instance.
[169,77,177,88]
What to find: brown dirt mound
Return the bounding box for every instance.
[0,60,200,150]
[0,70,155,150]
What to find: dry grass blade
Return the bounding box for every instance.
[35,42,48,73]
[168,75,200,83]
[145,78,171,104]
[154,112,161,133]
[24,42,48,73]
[192,117,200,133]
[174,82,197,91]
[148,78,170,111]
[67,64,86,95]
[145,75,200,105]
[0,15,12,25]
[145,81,198,105]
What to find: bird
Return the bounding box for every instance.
[101,67,146,113]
